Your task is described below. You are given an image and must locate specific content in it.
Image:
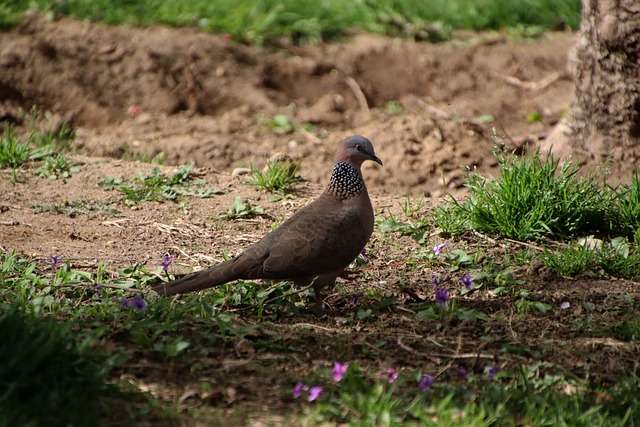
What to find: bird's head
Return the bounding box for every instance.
[336,135,383,167]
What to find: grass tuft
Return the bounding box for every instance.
[616,174,640,238]
[28,125,76,151]
[436,154,620,241]
[4,0,580,44]
[542,237,640,280]
[0,128,31,169]
[0,306,117,427]
[250,161,301,194]
[100,164,219,204]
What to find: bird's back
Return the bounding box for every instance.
[235,189,372,280]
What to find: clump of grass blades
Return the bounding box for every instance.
[0,128,31,169]
[436,154,620,241]
[541,243,600,277]
[100,164,216,204]
[616,174,640,238]
[250,162,301,194]
[0,306,118,427]
[28,125,76,151]
[542,238,640,280]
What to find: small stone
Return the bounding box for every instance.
[232,167,251,177]
[577,236,603,250]
[299,93,345,124]
[267,152,293,164]
[263,152,294,173]
[135,113,152,124]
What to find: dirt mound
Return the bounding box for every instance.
[0,16,575,195]
[0,16,275,126]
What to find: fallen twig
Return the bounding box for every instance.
[416,99,454,120]
[494,71,562,91]
[345,77,370,114]
[434,335,463,379]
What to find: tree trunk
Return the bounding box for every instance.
[541,0,640,163]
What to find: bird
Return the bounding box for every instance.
[153,135,382,305]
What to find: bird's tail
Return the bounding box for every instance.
[152,259,241,296]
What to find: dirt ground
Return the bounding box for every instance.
[2,16,639,426]
[0,15,578,197]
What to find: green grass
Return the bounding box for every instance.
[267,114,294,135]
[100,164,219,204]
[221,197,268,220]
[435,154,625,241]
[32,199,121,217]
[616,174,640,238]
[28,125,76,151]
[250,161,301,194]
[541,243,600,277]
[378,214,430,244]
[35,153,80,179]
[542,238,640,280]
[429,154,640,281]
[612,319,640,342]
[0,128,31,169]
[0,125,79,181]
[304,362,638,426]
[0,3,23,29]
[3,0,580,44]
[0,306,117,427]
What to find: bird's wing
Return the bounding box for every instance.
[258,199,370,279]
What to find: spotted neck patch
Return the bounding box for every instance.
[328,161,365,199]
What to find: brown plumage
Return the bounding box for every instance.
[153,135,382,302]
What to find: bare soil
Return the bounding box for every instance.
[1,15,577,197]
[1,16,639,426]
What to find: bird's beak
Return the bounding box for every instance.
[371,155,383,166]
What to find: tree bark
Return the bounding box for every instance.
[541,0,640,162]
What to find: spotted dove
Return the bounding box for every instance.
[153,135,382,302]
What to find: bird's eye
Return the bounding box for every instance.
[356,145,362,151]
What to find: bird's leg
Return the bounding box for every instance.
[312,272,340,311]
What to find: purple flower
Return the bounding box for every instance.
[435,288,450,308]
[461,273,474,290]
[49,255,63,270]
[161,254,173,272]
[94,284,103,294]
[292,382,306,399]
[560,301,570,310]
[487,366,500,380]
[418,374,434,391]
[432,242,447,256]
[130,295,147,311]
[308,386,323,402]
[385,368,399,384]
[120,295,147,311]
[331,362,348,382]
[457,366,468,381]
